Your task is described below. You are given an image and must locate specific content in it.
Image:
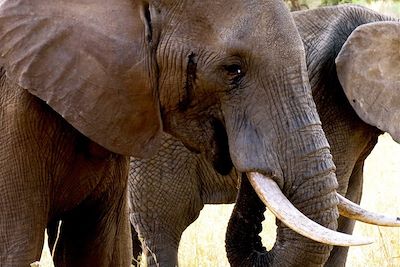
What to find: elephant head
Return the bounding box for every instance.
[226,6,400,266]
[0,1,373,265]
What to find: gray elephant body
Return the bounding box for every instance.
[1,0,345,266]
[129,5,394,266]
[129,133,239,265]
[0,71,132,266]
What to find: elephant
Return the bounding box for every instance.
[0,0,371,266]
[126,5,400,267]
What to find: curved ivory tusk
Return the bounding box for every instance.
[247,172,374,246]
[337,193,400,227]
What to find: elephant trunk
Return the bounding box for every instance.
[222,8,373,263]
[226,173,270,266]
[226,125,341,266]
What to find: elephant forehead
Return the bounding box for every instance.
[159,1,300,62]
[161,1,264,44]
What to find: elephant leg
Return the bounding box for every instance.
[0,131,48,265]
[53,172,132,267]
[325,160,364,267]
[141,235,180,267]
[131,197,204,266]
[0,181,47,266]
[133,208,200,267]
[129,141,205,267]
[131,193,205,267]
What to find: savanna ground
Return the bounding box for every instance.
[37,1,399,266]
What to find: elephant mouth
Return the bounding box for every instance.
[208,118,233,175]
[174,116,233,175]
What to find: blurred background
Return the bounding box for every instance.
[286,0,399,17]
[39,1,400,266]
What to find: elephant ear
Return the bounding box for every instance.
[335,21,400,143]
[0,0,162,157]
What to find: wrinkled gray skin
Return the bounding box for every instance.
[0,0,333,266]
[128,5,394,267]
[1,0,339,266]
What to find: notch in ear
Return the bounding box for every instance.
[335,21,400,143]
[0,0,162,157]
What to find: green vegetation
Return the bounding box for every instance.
[286,0,400,17]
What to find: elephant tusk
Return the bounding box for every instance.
[247,172,374,246]
[337,193,400,227]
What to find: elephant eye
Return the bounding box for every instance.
[224,64,242,76]
[223,64,245,85]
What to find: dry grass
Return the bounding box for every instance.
[347,134,400,267]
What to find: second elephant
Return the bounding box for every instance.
[129,4,400,267]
